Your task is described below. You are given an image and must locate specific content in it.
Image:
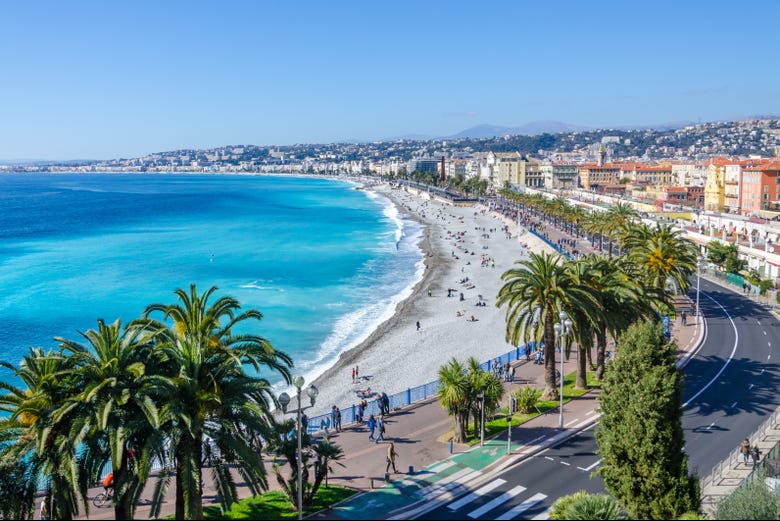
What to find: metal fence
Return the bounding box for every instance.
[304,341,540,435]
[527,229,573,260]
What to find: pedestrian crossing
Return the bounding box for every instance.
[438,477,550,520]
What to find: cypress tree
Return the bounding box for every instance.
[595,320,700,519]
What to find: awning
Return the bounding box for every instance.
[758,209,780,219]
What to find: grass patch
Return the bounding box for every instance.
[465,370,601,443]
[197,486,357,520]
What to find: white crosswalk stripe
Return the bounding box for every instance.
[467,485,526,518]
[494,492,548,520]
[447,479,507,510]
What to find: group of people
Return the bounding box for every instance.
[492,359,515,382]
[740,438,763,466]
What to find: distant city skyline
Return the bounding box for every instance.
[2,0,779,160]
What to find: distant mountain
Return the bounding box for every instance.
[447,121,591,139]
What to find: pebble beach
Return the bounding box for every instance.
[308,183,556,415]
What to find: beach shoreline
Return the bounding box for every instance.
[308,183,556,416]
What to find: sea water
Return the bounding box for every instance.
[0,173,424,387]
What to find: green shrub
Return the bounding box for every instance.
[550,490,625,520]
[512,386,541,413]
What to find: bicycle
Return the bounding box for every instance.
[92,487,113,507]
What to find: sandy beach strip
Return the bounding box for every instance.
[306,183,557,416]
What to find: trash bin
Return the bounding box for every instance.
[408,465,414,475]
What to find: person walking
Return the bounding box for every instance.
[39,497,48,521]
[386,442,399,474]
[752,445,762,467]
[367,415,377,441]
[681,311,687,326]
[416,320,421,331]
[375,416,385,443]
[740,438,751,465]
[330,405,338,432]
[334,407,342,432]
[357,401,365,424]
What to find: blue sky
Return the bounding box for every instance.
[1,0,778,160]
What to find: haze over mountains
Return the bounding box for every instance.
[383,119,699,141]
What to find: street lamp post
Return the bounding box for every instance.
[278,376,319,520]
[506,414,512,455]
[477,392,485,447]
[554,311,573,430]
[696,256,703,320]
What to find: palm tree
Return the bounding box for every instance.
[54,318,164,521]
[497,252,600,400]
[573,255,651,380]
[582,211,610,253]
[143,284,293,520]
[562,261,600,389]
[312,440,345,489]
[0,348,84,520]
[437,358,470,443]
[466,358,504,438]
[605,202,639,256]
[550,490,625,520]
[624,223,699,296]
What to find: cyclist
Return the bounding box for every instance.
[102,472,114,495]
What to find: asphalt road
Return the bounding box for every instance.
[419,278,780,520]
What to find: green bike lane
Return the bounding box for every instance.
[323,437,527,520]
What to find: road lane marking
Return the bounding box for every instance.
[706,422,716,430]
[730,401,738,408]
[577,458,601,472]
[749,383,754,390]
[468,485,526,518]
[764,331,768,336]
[530,507,551,520]
[427,461,456,474]
[495,492,548,520]
[565,418,580,426]
[526,435,547,445]
[683,293,739,408]
[560,461,571,466]
[544,456,554,461]
[448,479,506,510]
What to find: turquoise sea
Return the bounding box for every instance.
[0,173,424,386]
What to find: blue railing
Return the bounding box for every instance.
[528,228,573,260]
[305,340,540,434]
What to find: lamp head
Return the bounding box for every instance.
[307,384,319,406]
[559,310,569,322]
[554,322,562,335]
[564,318,573,330]
[293,376,305,390]
[278,392,291,413]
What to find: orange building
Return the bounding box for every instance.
[740,162,780,214]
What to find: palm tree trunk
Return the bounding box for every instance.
[542,315,558,401]
[586,340,594,370]
[175,445,185,521]
[576,345,588,389]
[596,330,607,381]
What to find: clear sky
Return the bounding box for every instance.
[1,0,778,160]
